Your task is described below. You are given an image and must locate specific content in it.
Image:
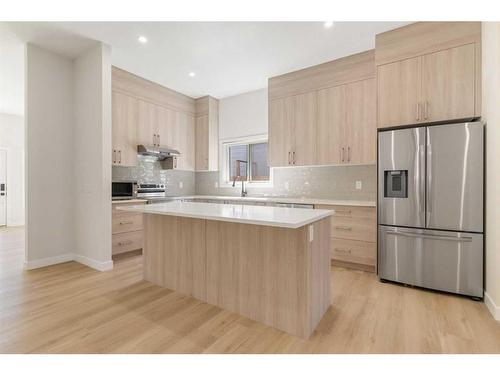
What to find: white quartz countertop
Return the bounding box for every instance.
[165,195,376,207]
[118,201,333,229]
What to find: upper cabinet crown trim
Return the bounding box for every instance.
[112,66,196,115]
[268,50,375,100]
[375,22,481,66]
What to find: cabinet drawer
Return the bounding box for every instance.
[112,230,143,255]
[112,212,143,234]
[315,204,375,219]
[330,216,376,242]
[331,238,376,266]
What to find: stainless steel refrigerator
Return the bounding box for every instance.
[377,122,484,298]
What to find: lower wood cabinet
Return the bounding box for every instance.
[112,201,146,256]
[315,204,377,272]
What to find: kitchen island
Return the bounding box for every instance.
[119,201,333,338]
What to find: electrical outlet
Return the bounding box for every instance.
[355,181,362,190]
[284,181,290,190]
[179,181,183,189]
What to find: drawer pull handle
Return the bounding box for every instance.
[118,240,133,246]
[334,247,352,254]
[334,209,351,214]
[335,226,352,231]
[119,221,133,225]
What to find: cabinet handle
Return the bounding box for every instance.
[118,150,122,164]
[174,157,177,169]
[335,225,352,231]
[424,101,429,120]
[158,134,160,146]
[292,151,296,165]
[288,151,291,165]
[416,103,420,121]
[334,247,352,254]
[341,147,345,163]
[153,134,156,146]
[119,220,133,225]
[113,149,116,164]
[118,240,133,246]
[347,146,351,163]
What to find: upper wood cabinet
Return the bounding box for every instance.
[376,22,481,128]
[268,92,317,167]
[195,96,219,171]
[317,78,376,165]
[112,67,197,171]
[268,50,376,168]
[112,91,138,167]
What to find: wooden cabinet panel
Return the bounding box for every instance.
[345,78,376,164]
[421,43,475,123]
[317,85,345,165]
[195,114,209,170]
[137,99,159,147]
[112,230,143,255]
[292,92,317,166]
[331,238,376,267]
[268,98,293,167]
[315,204,376,220]
[112,91,138,166]
[330,216,376,243]
[112,211,143,234]
[377,57,421,128]
[175,112,195,171]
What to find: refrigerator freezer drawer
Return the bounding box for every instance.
[378,226,483,298]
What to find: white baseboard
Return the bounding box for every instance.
[24,253,113,272]
[24,253,75,270]
[485,291,500,320]
[74,254,113,272]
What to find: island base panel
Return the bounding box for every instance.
[142,214,331,338]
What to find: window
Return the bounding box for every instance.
[224,138,270,183]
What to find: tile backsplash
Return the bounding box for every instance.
[113,157,376,201]
[196,164,376,201]
[112,155,196,196]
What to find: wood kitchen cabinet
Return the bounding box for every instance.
[137,99,161,147]
[112,91,138,166]
[268,92,317,167]
[195,96,219,171]
[376,22,481,128]
[317,78,376,165]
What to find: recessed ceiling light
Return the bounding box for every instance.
[188,72,196,77]
[138,36,148,44]
[324,21,334,29]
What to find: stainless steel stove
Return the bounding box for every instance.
[136,183,166,200]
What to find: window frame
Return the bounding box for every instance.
[219,134,273,188]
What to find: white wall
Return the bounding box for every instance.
[25,43,75,267]
[73,43,112,270]
[0,113,24,226]
[0,24,25,116]
[482,22,500,320]
[218,88,268,140]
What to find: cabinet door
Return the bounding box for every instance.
[137,100,159,146]
[112,91,138,166]
[421,43,475,123]
[317,85,345,165]
[345,78,376,164]
[176,113,195,171]
[156,106,172,148]
[377,57,421,128]
[292,91,317,166]
[195,114,209,170]
[268,98,293,167]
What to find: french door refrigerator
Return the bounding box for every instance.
[378,122,484,298]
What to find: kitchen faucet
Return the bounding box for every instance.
[232,160,248,197]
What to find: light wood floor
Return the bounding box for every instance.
[1,226,499,353]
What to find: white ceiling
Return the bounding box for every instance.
[0,24,25,116]
[5,21,410,99]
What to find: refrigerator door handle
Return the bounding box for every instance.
[417,144,425,215]
[426,128,432,224]
[385,230,473,242]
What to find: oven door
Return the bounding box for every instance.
[378,225,483,298]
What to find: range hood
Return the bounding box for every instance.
[137,145,181,160]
